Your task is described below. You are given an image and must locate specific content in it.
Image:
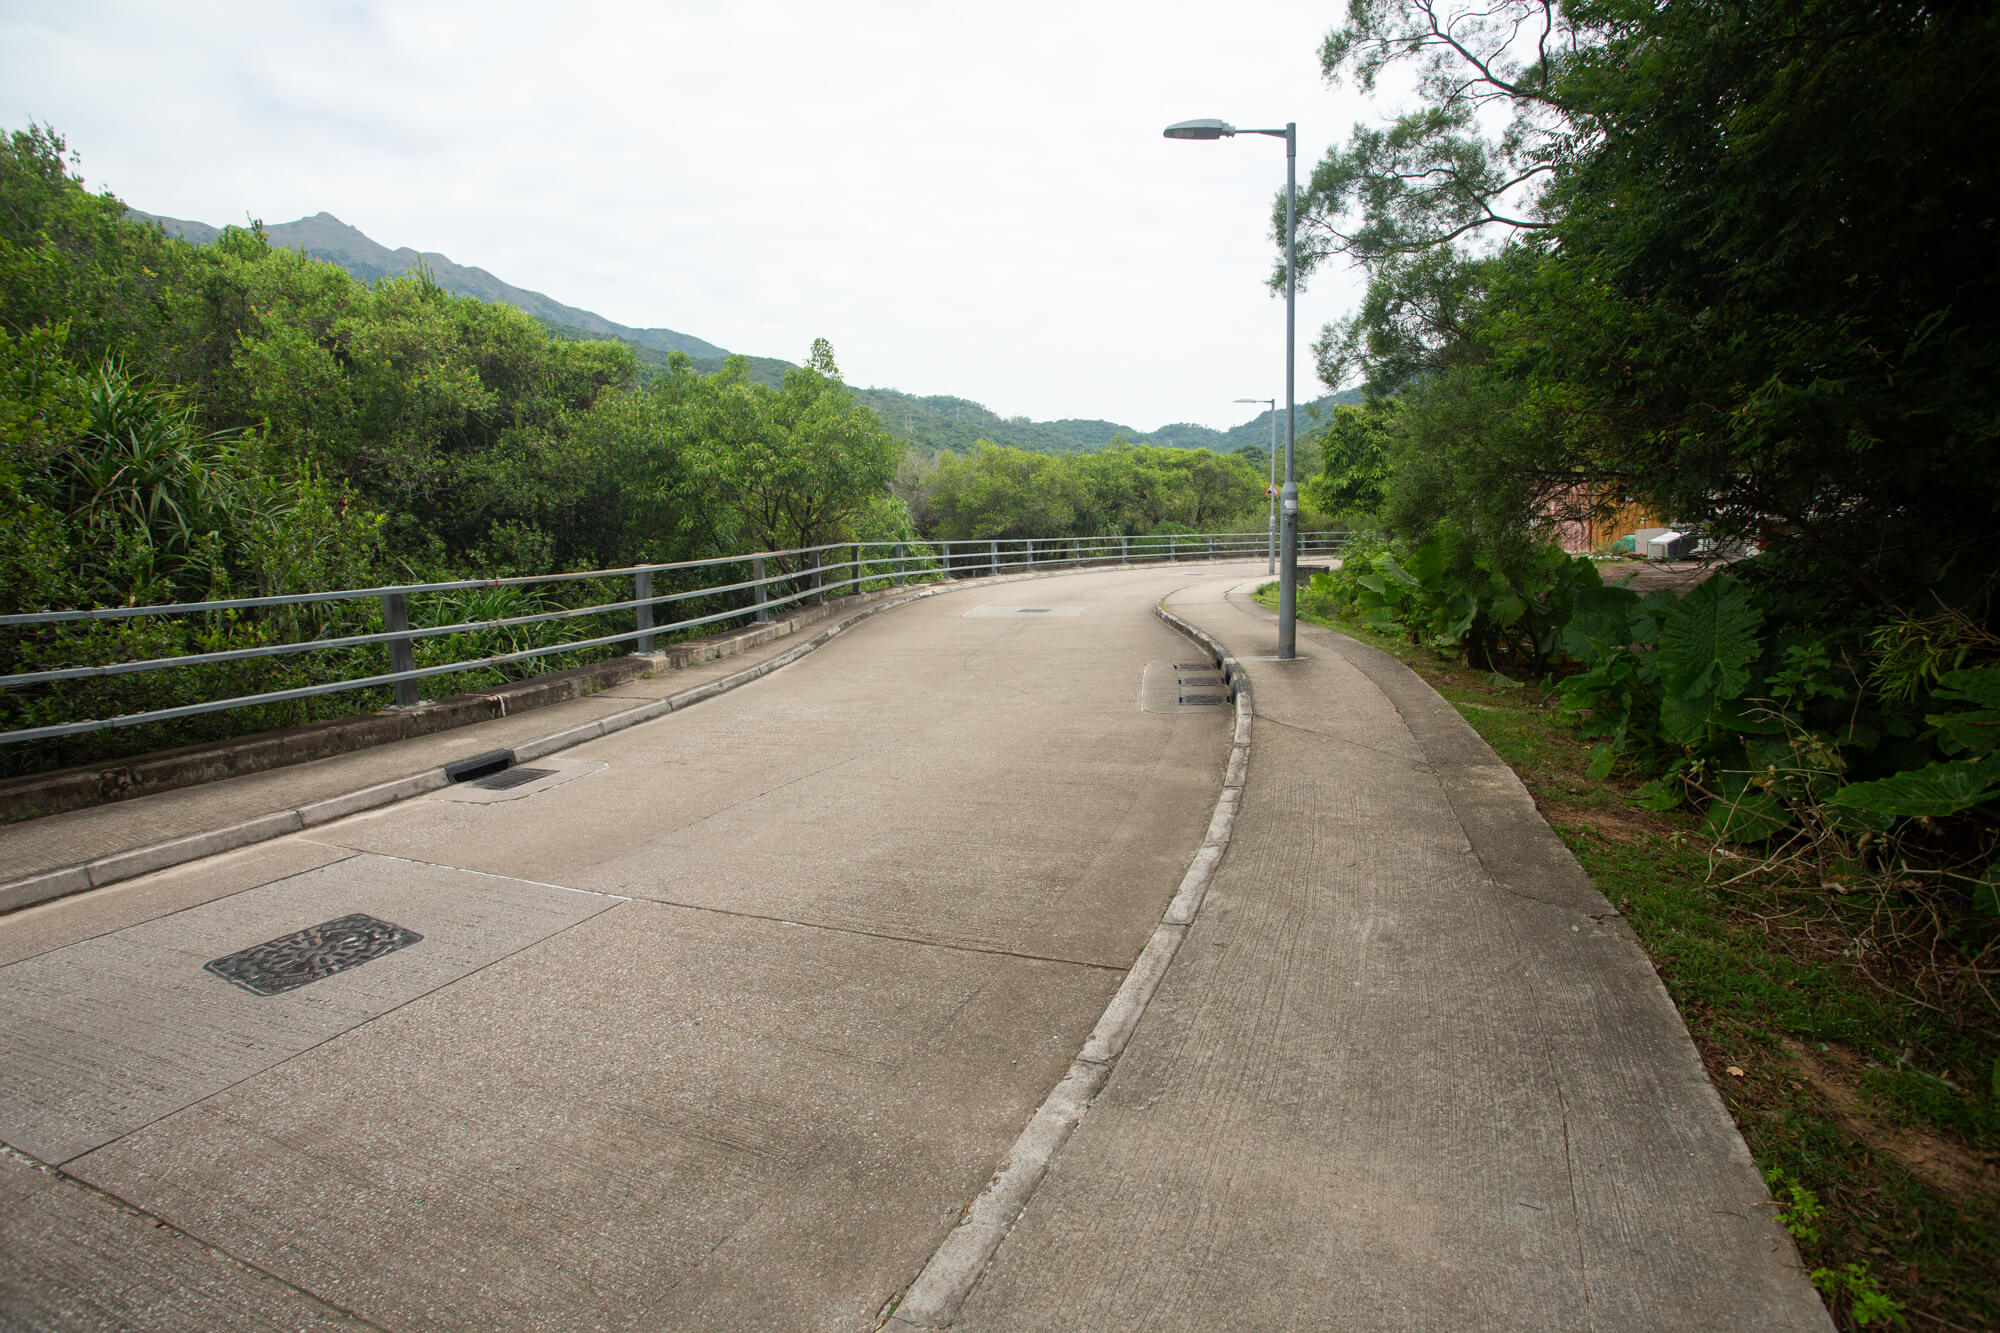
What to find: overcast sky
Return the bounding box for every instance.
[2,0,1390,432]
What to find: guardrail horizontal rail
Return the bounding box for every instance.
[1,531,1347,746]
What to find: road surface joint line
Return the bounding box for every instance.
[602,894,1126,973]
[882,586,1251,1331]
[1,1142,393,1330]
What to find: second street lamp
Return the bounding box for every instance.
[1235,396,1277,574]
[1165,117,1299,659]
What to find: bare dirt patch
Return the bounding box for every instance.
[1782,1037,2000,1201]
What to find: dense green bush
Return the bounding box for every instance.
[0,127,910,770]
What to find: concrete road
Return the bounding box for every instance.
[1,565,1239,1332]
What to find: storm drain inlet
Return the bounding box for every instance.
[205,913,423,995]
[469,766,557,791]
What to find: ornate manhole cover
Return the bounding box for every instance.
[205,914,424,996]
[472,766,556,791]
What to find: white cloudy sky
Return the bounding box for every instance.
[1,0,1392,432]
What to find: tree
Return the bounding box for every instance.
[1299,0,2000,622]
[675,340,903,562]
[1305,401,1398,522]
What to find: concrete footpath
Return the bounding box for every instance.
[0,565,1832,1331]
[900,577,1832,1332]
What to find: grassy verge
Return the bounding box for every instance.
[1259,587,1999,1331]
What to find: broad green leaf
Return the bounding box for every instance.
[1656,575,1764,702]
[1829,755,2000,818]
[1586,743,1618,779]
[1971,861,2000,919]
[1633,777,1683,811]
[1936,667,2000,709]
[1488,589,1527,628]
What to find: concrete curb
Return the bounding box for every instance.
[881,593,1250,1332]
[0,561,1249,917]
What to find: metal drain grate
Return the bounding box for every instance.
[1178,694,1227,706]
[1176,675,1223,688]
[471,766,557,791]
[1173,662,1213,671]
[1017,607,1052,613]
[206,913,423,996]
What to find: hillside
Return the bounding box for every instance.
[131,210,726,359]
[137,207,1357,455]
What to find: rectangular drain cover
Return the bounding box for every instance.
[1177,675,1223,687]
[1174,662,1212,671]
[206,914,423,996]
[472,766,557,791]
[1178,694,1227,706]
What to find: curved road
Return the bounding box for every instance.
[2,565,1240,1331]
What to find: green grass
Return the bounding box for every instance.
[1261,586,1999,1331]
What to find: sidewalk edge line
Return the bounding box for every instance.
[882,593,1249,1332]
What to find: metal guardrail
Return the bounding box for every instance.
[0,531,1349,746]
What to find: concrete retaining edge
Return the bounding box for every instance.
[882,593,1251,1332]
[0,562,1245,917]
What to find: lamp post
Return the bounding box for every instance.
[1235,396,1276,574]
[1166,118,1298,659]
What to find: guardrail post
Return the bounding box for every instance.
[753,556,770,624]
[635,569,655,653]
[853,542,863,596]
[989,540,999,576]
[1073,537,1080,568]
[895,542,907,586]
[813,548,825,604]
[381,592,419,708]
[1120,534,1129,565]
[1169,533,1177,562]
[1026,539,1034,570]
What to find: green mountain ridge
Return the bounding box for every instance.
[132,209,727,360]
[138,207,1358,454]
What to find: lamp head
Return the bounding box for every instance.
[1163,119,1235,140]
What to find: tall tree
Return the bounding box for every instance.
[1299,0,2000,621]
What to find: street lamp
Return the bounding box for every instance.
[1165,117,1299,659]
[1235,397,1276,574]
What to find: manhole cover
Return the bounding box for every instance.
[205,914,424,996]
[472,766,556,791]
[1178,694,1227,706]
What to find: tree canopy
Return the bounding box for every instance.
[1298,0,2000,626]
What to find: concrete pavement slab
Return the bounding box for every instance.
[0,853,620,1163]
[67,899,1119,1333]
[944,576,1831,1332]
[0,838,357,969]
[0,1152,361,1332]
[0,588,917,893]
[315,573,1232,969]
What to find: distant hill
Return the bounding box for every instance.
[848,388,1361,456]
[131,209,726,360]
[134,207,1360,455]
